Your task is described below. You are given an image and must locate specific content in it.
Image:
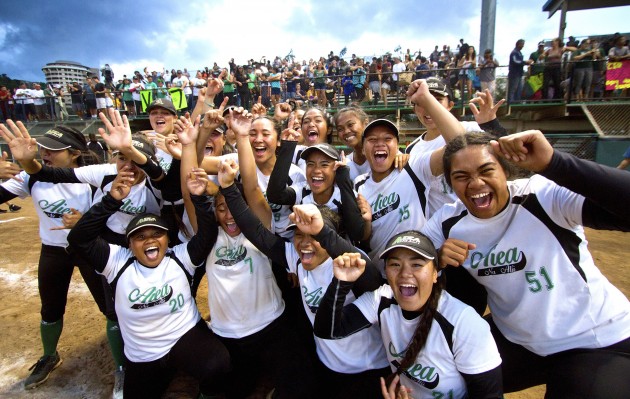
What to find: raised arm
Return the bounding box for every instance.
[184,169,219,265]
[230,108,272,229]
[334,159,366,242]
[491,130,630,231]
[313,253,375,339]
[407,79,465,176]
[266,127,300,205]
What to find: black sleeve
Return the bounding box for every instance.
[313,225,382,296]
[186,194,218,265]
[461,366,503,399]
[135,155,164,181]
[335,166,365,242]
[31,165,82,183]
[150,158,181,201]
[313,277,374,339]
[67,193,121,273]
[539,150,630,231]
[0,186,18,203]
[266,140,298,205]
[478,118,507,137]
[220,183,289,269]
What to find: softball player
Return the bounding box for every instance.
[0,122,122,393]
[313,231,503,399]
[67,168,230,398]
[422,130,630,397]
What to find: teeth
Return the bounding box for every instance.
[312,177,324,181]
[471,193,489,199]
[400,284,416,288]
[301,249,313,254]
[375,151,387,155]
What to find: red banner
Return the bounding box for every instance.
[606,60,630,90]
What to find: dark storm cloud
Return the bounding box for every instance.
[0,0,191,81]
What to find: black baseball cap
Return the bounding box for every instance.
[37,127,88,152]
[146,98,177,115]
[425,77,452,98]
[126,213,169,239]
[380,231,437,261]
[362,119,399,142]
[300,143,340,161]
[114,136,156,160]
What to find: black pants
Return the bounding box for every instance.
[444,266,487,316]
[487,316,630,398]
[39,244,115,322]
[543,65,563,100]
[217,312,318,399]
[124,320,230,398]
[316,360,390,399]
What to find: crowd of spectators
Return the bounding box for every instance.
[0,33,628,124]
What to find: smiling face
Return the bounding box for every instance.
[39,147,80,168]
[249,118,278,167]
[215,193,240,237]
[414,94,453,131]
[385,247,437,311]
[448,145,510,219]
[292,229,329,270]
[305,151,335,201]
[149,108,175,135]
[204,130,226,157]
[336,112,367,149]
[301,109,328,146]
[115,153,145,185]
[129,227,169,268]
[362,126,398,181]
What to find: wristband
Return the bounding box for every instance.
[204,102,214,109]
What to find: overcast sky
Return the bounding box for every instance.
[1,0,629,82]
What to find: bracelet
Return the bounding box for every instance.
[204,102,214,109]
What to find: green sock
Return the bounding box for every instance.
[40,319,63,356]
[106,319,125,369]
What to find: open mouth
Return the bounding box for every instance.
[306,130,319,143]
[310,176,325,189]
[42,159,52,166]
[204,145,214,156]
[470,192,492,209]
[254,146,266,157]
[374,150,388,163]
[300,249,314,263]
[225,222,238,234]
[144,246,159,261]
[399,284,418,297]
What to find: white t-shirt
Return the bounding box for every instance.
[1,171,93,247]
[205,229,284,338]
[422,176,630,356]
[172,76,191,95]
[73,163,162,234]
[284,243,389,372]
[104,244,201,362]
[346,151,371,182]
[354,152,433,276]
[354,286,502,399]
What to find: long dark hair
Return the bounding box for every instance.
[442,132,513,188]
[302,106,333,144]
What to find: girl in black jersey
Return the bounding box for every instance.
[0,121,123,392]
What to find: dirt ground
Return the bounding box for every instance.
[0,198,628,399]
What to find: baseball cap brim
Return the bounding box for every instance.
[362,119,399,142]
[379,243,435,260]
[300,144,340,161]
[126,213,169,239]
[37,136,72,151]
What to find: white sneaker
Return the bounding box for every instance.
[112,368,124,399]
